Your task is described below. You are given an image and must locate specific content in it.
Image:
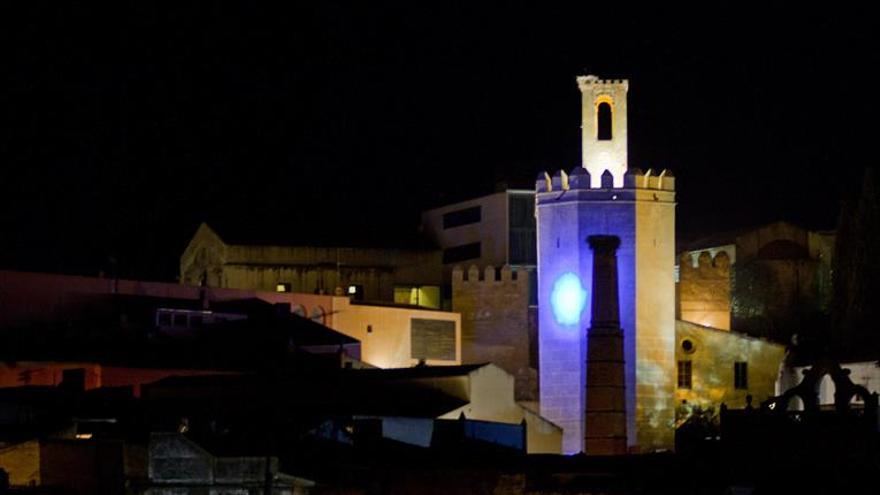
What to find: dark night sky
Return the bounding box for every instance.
[1,2,878,281]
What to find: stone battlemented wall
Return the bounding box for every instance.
[678,250,731,330]
[452,265,537,402]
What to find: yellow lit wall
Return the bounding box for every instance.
[674,320,785,415]
[430,365,562,454]
[634,182,677,452]
[331,298,461,368]
[677,250,731,331]
[0,440,41,486]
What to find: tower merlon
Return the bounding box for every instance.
[624,168,644,188]
[568,167,591,189]
[452,264,524,284]
[551,170,569,191]
[658,169,675,191]
[536,171,552,193]
[536,168,676,192]
[577,75,630,91]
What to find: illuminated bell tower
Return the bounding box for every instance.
[579,75,628,188]
[537,75,676,454]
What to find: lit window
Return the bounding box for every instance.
[347,284,364,301]
[677,360,692,389]
[393,285,441,309]
[276,283,291,293]
[734,362,748,390]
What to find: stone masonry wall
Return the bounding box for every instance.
[678,250,731,331]
[452,265,537,402]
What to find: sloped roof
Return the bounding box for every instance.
[0,293,359,368]
[200,217,438,250]
[343,363,489,380]
[146,370,469,419]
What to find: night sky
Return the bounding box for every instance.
[2,3,877,281]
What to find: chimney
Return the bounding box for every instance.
[584,235,627,455]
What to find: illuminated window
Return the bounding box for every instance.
[347,284,364,301]
[393,285,441,309]
[734,362,748,389]
[677,360,692,389]
[597,102,612,140]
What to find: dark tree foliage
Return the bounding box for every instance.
[832,167,880,351]
[732,257,828,345]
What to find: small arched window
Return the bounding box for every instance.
[597,102,612,140]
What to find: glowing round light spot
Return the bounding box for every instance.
[551,272,587,326]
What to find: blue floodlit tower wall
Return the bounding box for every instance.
[537,75,676,453]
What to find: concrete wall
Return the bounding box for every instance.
[452,265,536,401]
[675,320,785,413]
[421,191,510,271]
[332,299,461,368]
[434,365,563,454]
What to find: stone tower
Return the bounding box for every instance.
[578,75,628,188]
[536,75,676,453]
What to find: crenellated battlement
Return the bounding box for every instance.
[452,264,527,285]
[535,167,675,193]
[678,250,731,331]
[680,250,731,277]
[577,75,629,91]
